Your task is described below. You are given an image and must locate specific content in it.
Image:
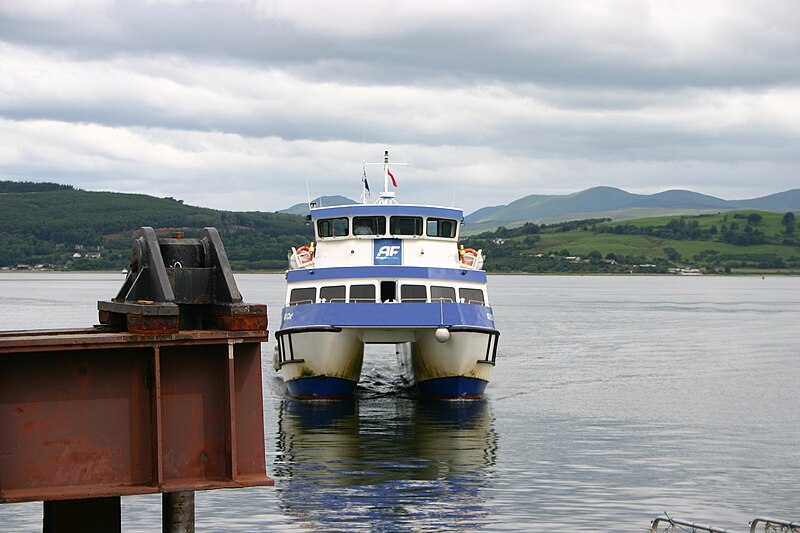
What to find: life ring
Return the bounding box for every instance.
[296,245,312,264]
[461,248,478,265]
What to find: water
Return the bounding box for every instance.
[1,273,798,531]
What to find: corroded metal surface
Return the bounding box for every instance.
[0,328,273,504]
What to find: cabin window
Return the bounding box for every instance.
[353,216,386,236]
[426,218,457,238]
[350,284,376,303]
[458,288,485,305]
[317,217,349,238]
[400,284,427,303]
[430,286,456,302]
[380,281,396,302]
[289,287,316,305]
[389,216,423,236]
[320,285,346,302]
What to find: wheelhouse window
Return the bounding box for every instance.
[426,218,457,238]
[390,216,423,236]
[400,284,427,303]
[320,285,346,302]
[430,286,456,302]
[349,284,376,303]
[459,288,485,305]
[317,217,349,238]
[353,216,386,236]
[289,287,316,305]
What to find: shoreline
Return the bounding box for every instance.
[2,269,798,276]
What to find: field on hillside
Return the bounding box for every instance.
[463,210,800,273]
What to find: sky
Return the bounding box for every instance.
[0,0,798,215]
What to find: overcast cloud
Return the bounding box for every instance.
[0,0,797,213]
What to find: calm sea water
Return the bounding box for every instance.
[1,273,798,532]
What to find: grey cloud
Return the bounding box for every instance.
[1,1,797,90]
[0,1,797,213]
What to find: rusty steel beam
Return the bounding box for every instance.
[0,327,273,504]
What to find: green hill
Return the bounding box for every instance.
[0,182,313,270]
[462,211,800,274]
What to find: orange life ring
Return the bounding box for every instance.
[296,245,312,264]
[461,248,477,264]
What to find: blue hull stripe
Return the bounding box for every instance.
[310,204,463,220]
[281,302,495,329]
[417,376,488,399]
[287,266,487,283]
[286,376,357,399]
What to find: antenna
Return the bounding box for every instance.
[305,177,315,209]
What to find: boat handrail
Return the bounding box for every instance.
[650,515,800,533]
[650,515,733,532]
[749,517,799,532]
[288,299,315,306]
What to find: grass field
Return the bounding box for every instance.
[470,210,800,272]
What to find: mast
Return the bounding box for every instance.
[376,150,396,204]
[383,150,390,193]
[364,150,408,205]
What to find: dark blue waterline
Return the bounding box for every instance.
[286,376,358,400]
[417,376,488,399]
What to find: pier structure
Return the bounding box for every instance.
[0,227,273,532]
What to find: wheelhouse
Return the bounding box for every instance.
[312,205,463,242]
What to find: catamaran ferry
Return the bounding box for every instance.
[273,152,499,399]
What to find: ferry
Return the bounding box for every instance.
[273,152,499,399]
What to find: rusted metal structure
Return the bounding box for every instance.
[0,227,273,533]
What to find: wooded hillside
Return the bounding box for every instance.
[0,182,313,270]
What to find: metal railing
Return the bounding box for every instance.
[651,515,734,533]
[750,517,799,532]
[650,515,799,533]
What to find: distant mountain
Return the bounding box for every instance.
[464,187,800,234]
[729,189,800,211]
[279,195,357,216]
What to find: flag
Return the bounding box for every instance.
[388,168,397,187]
[362,167,370,193]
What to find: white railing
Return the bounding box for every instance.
[750,517,799,532]
[650,515,799,533]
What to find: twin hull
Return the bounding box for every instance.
[276,308,498,399]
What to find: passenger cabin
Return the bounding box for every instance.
[285,204,489,308]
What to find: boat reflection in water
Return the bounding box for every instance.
[272,396,498,531]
